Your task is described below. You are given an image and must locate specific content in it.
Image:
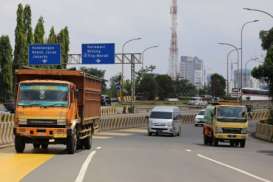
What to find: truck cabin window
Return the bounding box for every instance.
[216,107,246,122]
[18,84,69,107]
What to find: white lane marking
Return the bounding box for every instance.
[96,146,102,150]
[186,149,192,152]
[197,154,272,182]
[75,150,97,182]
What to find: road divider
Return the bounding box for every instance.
[256,122,273,142]
[0,109,270,148]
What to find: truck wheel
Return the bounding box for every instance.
[67,129,77,154]
[240,140,246,148]
[15,136,25,153]
[33,143,40,149]
[203,135,208,145]
[83,135,92,150]
[41,143,48,150]
[212,137,218,146]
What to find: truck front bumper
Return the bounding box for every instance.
[14,127,67,139]
[214,133,247,140]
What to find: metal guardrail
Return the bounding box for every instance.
[0,110,271,147]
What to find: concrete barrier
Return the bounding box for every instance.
[256,122,273,142]
[101,106,126,116]
[0,110,271,147]
[0,114,14,146]
[252,110,270,121]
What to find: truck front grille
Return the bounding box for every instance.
[222,128,241,134]
[27,119,57,126]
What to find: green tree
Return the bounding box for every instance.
[23,5,33,45]
[57,27,70,68]
[13,3,27,70]
[137,74,158,100]
[47,27,57,43]
[34,17,45,43]
[109,73,122,98]
[155,75,174,100]
[252,27,273,123]
[175,79,197,97]
[0,36,13,101]
[210,73,226,97]
[80,67,106,92]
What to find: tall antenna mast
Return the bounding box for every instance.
[169,0,178,80]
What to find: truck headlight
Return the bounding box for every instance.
[215,127,223,133]
[57,120,66,125]
[241,128,248,134]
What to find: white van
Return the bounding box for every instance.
[148,106,182,136]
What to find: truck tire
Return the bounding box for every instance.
[33,143,40,149]
[15,136,25,153]
[212,137,218,146]
[82,135,92,150]
[67,129,77,154]
[240,140,246,148]
[41,143,48,150]
[203,135,208,145]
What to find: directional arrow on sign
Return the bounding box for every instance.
[96,59,101,63]
[42,59,48,64]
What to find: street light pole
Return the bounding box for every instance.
[218,43,240,96]
[141,45,159,69]
[243,8,273,19]
[121,37,142,101]
[227,48,241,90]
[240,20,259,89]
[244,57,263,87]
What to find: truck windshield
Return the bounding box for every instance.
[216,107,245,121]
[18,83,69,107]
[150,112,172,119]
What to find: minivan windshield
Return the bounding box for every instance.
[198,111,205,115]
[150,112,172,119]
[18,83,69,107]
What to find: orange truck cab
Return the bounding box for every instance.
[14,69,101,154]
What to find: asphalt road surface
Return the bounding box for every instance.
[1,121,273,182]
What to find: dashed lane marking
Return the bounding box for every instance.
[96,146,102,150]
[197,154,272,182]
[186,149,192,152]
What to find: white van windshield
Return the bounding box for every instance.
[150,112,172,119]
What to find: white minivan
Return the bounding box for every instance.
[148,106,182,136]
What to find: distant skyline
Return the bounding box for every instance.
[0,0,272,80]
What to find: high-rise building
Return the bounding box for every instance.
[180,56,204,89]
[233,69,265,89]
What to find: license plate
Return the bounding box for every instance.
[228,135,236,138]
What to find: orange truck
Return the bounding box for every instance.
[14,69,101,154]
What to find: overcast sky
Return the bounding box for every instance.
[0,0,272,80]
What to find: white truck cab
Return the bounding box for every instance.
[148,106,182,136]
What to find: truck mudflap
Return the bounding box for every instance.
[15,127,67,138]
